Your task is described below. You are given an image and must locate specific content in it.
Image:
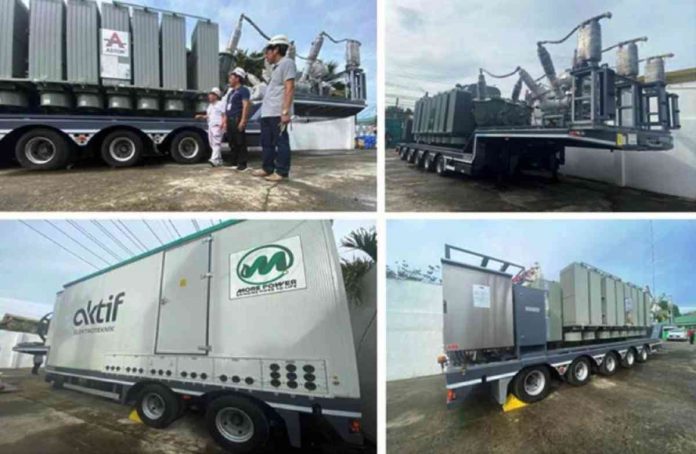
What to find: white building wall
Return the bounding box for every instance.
[387,279,443,381]
[0,330,41,368]
[562,81,696,200]
[289,116,356,151]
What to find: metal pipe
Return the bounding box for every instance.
[537,12,612,46]
[602,36,647,53]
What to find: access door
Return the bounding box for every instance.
[156,237,211,355]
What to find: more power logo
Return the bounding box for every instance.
[230,236,307,299]
[72,292,125,335]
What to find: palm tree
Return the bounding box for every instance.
[341,227,377,262]
[340,226,377,305]
[233,49,266,81]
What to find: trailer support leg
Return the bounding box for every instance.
[492,377,513,406]
[276,408,302,448]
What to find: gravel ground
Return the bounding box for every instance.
[387,342,696,454]
[0,149,376,212]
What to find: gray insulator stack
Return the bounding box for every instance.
[346,39,361,69]
[616,43,639,78]
[189,21,220,92]
[66,0,99,84]
[537,45,563,99]
[518,68,544,100]
[300,34,324,83]
[0,0,29,79]
[476,73,487,100]
[161,14,187,91]
[645,57,666,84]
[511,77,522,102]
[28,0,65,82]
[576,19,602,66]
[101,2,132,87]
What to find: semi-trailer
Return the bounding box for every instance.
[394,12,680,182]
[438,245,661,408]
[0,0,367,170]
[37,220,365,452]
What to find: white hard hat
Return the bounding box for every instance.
[266,34,290,48]
[209,87,222,98]
[230,67,247,79]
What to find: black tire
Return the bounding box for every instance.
[399,148,408,160]
[206,395,272,454]
[417,152,428,169]
[136,384,181,429]
[636,345,649,363]
[100,130,144,167]
[435,155,449,177]
[423,153,435,172]
[598,351,619,376]
[170,131,207,164]
[407,149,416,163]
[566,357,592,386]
[15,128,72,170]
[620,348,636,369]
[511,366,551,403]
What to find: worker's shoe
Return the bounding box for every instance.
[252,169,271,177]
[265,172,285,182]
[236,163,248,171]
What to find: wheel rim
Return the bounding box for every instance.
[605,355,616,371]
[626,351,634,365]
[523,370,545,396]
[109,138,137,162]
[437,158,444,173]
[215,408,255,443]
[25,137,56,165]
[574,362,589,381]
[178,137,200,159]
[142,393,165,420]
[641,349,647,360]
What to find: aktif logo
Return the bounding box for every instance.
[236,245,294,285]
[73,292,125,327]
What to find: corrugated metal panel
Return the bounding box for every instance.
[160,13,186,90]
[189,20,219,91]
[0,0,29,78]
[28,0,65,81]
[132,8,159,88]
[100,2,131,86]
[66,0,99,84]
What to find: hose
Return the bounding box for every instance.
[321,31,360,45]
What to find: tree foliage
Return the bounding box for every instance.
[386,261,442,284]
[340,226,377,305]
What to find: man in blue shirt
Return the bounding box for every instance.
[223,67,251,171]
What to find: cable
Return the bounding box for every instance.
[480,66,520,79]
[538,12,612,46]
[161,220,177,242]
[116,220,148,252]
[143,220,164,246]
[111,221,146,253]
[240,14,271,41]
[44,221,112,267]
[67,220,123,262]
[192,220,200,232]
[20,221,99,270]
[169,221,181,238]
[92,220,134,257]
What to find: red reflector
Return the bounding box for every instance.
[447,389,456,403]
[349,419,361,434]
[446,343,459,351]
[181,395,192,400]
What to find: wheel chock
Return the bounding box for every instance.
[502,394,528,412]
[128,409,143,423]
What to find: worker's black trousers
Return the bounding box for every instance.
[31,364,39,375]
[227,116,248,166]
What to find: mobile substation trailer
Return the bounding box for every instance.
[43,220,365,452]
[0,0,367,170]
[395,12,680,181]
[439,245,661,408]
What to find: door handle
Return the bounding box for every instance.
[198,345,212,352]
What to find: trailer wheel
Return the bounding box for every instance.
[424,153,435,172]
[206,395,271,453]
[170,131,207,164]
[399,147,409,160]
[435,155,449,177]
[15,128,72,170]
[417,152,428,169]
[598,352,619,376]
[620,348,636,368]
[566,357,592,386]
[406,149,416,164]
[100,130,143,167]
[136,384,181,429]
[636,346,649,363]
[512,366,550,403]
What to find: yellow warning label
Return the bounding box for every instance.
[616,133,625,147]
[179,278,188,288]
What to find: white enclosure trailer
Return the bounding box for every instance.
[45,220,363,451]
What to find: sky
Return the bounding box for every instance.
[387,219,696,313]
[386,0,696,108]
[0,219,374,319]
[18,0,377,117]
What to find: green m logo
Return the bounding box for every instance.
[236,244,295,285]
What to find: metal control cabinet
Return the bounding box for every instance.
[601,276,617,326]
[188,20,219,91]
[441,259,514,351]
[513,286,547,347]
[561,263,590,326]
[531,279,563,342]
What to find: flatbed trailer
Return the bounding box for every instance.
[0,113,265,170]
[445,335,661,408]
[395,124,674,180]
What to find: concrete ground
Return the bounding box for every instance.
[386,151,696,212]
[0,369,373,453]
[387,342,696,454]
[0,149,376,212]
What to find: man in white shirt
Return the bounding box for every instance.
[252,35,296,182]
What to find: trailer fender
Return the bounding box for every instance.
[550,360,572,376]
[590,353,607,368]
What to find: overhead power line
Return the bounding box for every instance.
[161,220,177,242]
[112,220,147,253]
[44,221,112,267]
[169,221,181,238]
[91,220,135,257]
[20,221,99,270]
[192,220,200,232]
[143,220,164,246]
[67,220,123,262]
